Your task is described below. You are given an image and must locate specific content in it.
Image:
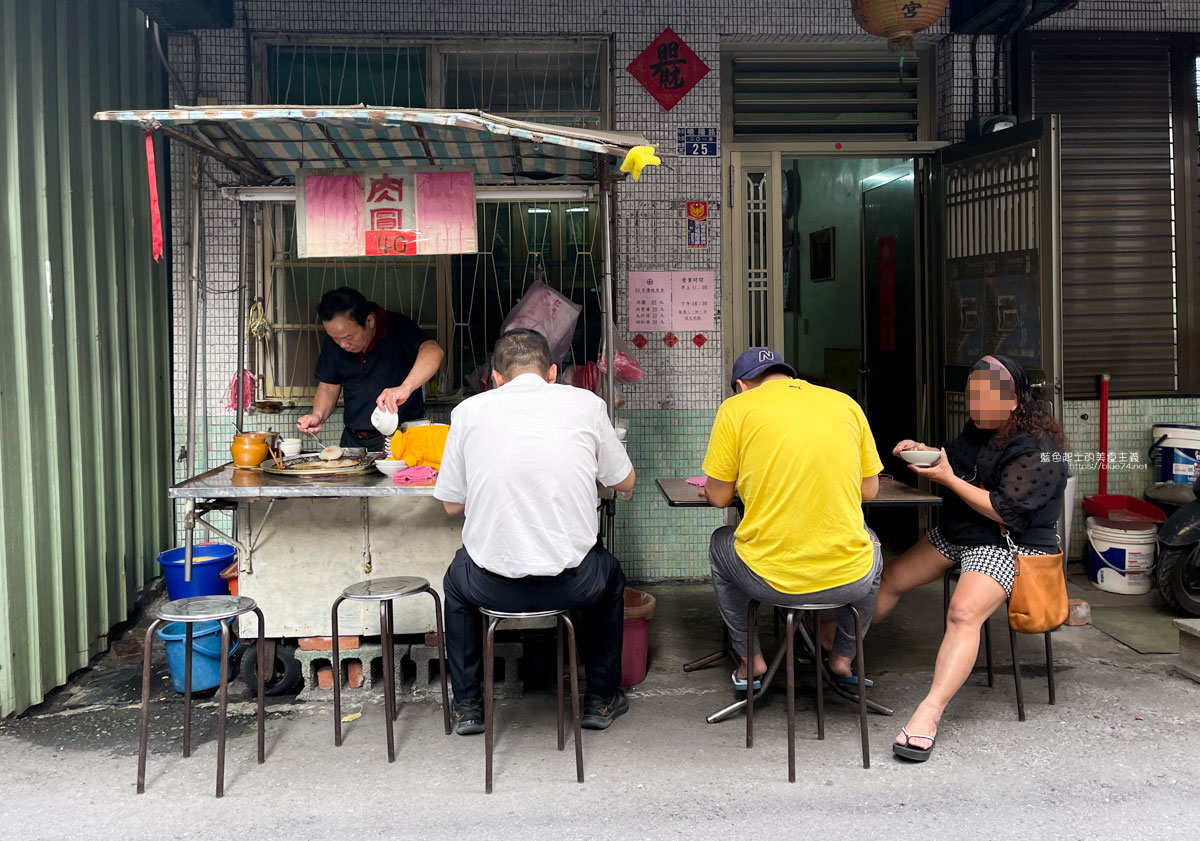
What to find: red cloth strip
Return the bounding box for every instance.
[145,132,164,262]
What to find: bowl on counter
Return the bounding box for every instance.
[899,448,941,466]
[375,459,409,477]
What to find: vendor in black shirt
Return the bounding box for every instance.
[297,287,444,451]
[870,354,1067,763]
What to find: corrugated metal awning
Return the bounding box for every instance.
[93,105,652,185]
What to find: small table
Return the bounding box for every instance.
[655,475,941,509]
[655,475,941,722]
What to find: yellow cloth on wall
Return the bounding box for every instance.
[390,424,450,470]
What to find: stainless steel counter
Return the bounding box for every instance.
[168,464,436,499]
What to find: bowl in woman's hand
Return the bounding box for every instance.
[899,448,941,466]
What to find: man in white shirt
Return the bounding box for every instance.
[435,329,637,735]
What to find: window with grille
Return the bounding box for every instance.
[252,39,609,400]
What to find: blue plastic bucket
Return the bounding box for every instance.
[156,543,235,601]
[157,620,241,693]
[1149,424,1200,485]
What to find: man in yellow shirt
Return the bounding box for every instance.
[701,347,884,689]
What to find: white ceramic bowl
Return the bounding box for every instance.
[374,459,409,477]
[371,406,399,436]
[899,449,941,466]
[278,438,302,458]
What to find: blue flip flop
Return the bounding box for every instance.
[731,670,762,691]
[834,671,874,689]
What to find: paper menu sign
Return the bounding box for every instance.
[629,271,673,331]
[627,270,716,332]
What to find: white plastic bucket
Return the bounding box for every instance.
[1086,516,1158,595]
[1149,424,1200,485]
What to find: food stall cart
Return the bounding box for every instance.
[94,105,657,690]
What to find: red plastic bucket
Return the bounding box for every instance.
[619,589,656,688]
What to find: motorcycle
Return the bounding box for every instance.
[1157,479,1200,616]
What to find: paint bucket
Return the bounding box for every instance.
[1086,516,1158,595]
[157,620,241,693]
[1148,424,1200,485]
[156,543,235,601]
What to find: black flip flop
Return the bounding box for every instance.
[892,726,937,761]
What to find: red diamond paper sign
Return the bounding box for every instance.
[631,333,648,350]
[662,332,679,348]
[627,27,710,112]
[692,334,707,348]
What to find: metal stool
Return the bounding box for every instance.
[331,576,451,762]
[745,600,870,779]
[943,566,1055,721]
[137,595,265,797]
[480,607,583,793]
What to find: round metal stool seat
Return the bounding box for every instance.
[331,575,450,760]
[341,576,431,601]
[137,596,266,798]
[479,607,567,621]
[156,595,258,623]
[773,601,848,612]
[745,598,870,779]
[479,605,582,793]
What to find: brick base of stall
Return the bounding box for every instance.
[296,639,525,701]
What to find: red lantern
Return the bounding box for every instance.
[851,0,949,49]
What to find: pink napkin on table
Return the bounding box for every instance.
[393,465,438,486]
[686,476,708,487]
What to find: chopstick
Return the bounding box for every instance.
[267,440,284,470]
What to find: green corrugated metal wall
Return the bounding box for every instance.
[0,0,172,717]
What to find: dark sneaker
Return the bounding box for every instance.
[452,699,484,736]
[580,691,628,730]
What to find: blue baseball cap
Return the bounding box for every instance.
[730,347,797,391]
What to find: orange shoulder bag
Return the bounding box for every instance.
[1002,527,1068,634]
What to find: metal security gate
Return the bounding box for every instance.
[934,116,1063,440]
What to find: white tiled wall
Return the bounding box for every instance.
[164,0,1200,567]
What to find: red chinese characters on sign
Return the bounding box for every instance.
[365,172,417,253]
[366,174,404,204]
[370,208,402,230]
[627,27,710,112]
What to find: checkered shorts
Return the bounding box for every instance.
[927,526,1050,597]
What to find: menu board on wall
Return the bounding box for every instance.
[297,168,477,258]
[628,270,716,332]
[629,271,673,331]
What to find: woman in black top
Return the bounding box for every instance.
[875,355,1068,762]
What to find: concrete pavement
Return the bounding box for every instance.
[2,580,1198,841]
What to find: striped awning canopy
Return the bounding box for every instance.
[93,105,651,185]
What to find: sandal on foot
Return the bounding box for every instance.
[834,670,875,689]
[823,655,874,688]
[892,727,936,762]
[731,670,762,691]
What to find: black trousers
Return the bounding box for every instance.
[442,544,626,703]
